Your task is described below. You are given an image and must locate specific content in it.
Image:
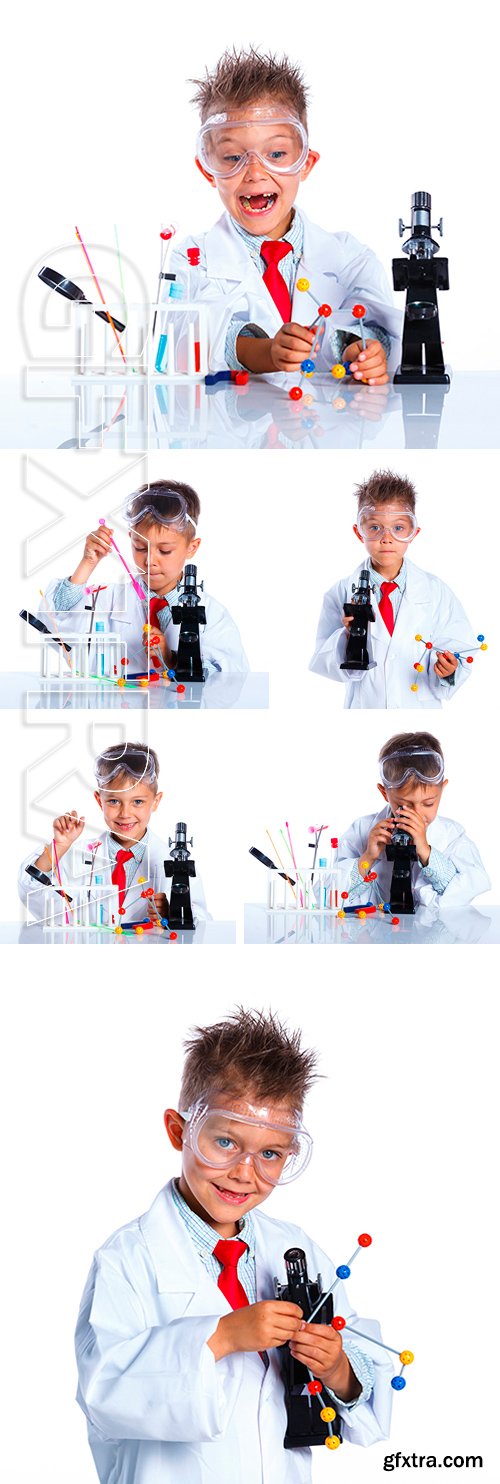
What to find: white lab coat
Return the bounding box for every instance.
[40,578,248,677]
[170,211,402,376]
[336,809,490,910]
[75,1181,393,1484]
[18,828,210,925]
[309,559,477,708]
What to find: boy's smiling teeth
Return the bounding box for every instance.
[239,192,278,213]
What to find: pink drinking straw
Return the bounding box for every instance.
[52,837,71,925]
[285,821,303,907]
[99,520,147,601]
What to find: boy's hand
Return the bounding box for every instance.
[270,323,316,372]
[143,625,170,664]
[341,614,354,631]
[434,650,458,679]
[393,804,431,866]
[344,338,389,385]
[147,892,168,921]
[363,817,395,869]
[83,525,114,569]
[53,811,86,858]
[290,1321,360,1400]
[208,1300,303,1360]
[70,526,114,586]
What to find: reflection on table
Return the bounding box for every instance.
[10,369,500,450]
[244,903,496,945]
[8,920,236,945]
[0,671,268,712]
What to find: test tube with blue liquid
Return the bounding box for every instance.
[155,281,184,374]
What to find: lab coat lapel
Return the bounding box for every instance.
[204,214,292,332]
[140,1183,238,1320]
[293,213,347,319]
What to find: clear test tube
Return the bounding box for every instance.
[267,870,276,910]
[75,301,89,375]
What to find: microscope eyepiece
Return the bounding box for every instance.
[284,1247,308,1277]
[412,190,431,211]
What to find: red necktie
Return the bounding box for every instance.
[213,1238,249,1309]
[378,581,398,636]
[111,848,134,912]
[148,596,169,668]
[260,241,293,321]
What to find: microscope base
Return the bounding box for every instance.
[394,368,450,386]
[340,659,377,672]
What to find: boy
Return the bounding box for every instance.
[170,49,401,380]
[336,732,490,911]
[18,742,210,926]
[39,481,249,678]
[75,1008,393,1484]
[309,471,478,708]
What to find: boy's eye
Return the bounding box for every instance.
[260,1148,281,1162]
[215,1135,236,1150]
[224,152,243,164]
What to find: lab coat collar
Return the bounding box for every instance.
[352,556,431,607]
[205,208,331,282]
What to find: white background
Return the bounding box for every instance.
[2,1,499,1481]
[5,0,500,376]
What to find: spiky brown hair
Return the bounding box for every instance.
[190,47,309,125]
[355,470,417,515]
[179,1006,318,1111]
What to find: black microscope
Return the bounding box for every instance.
[164,822,197,930]
[386,824,417,914]
[393,191,449,384]
[340,569,376,671]
[171,565,207,683]
[275,1247,342,1449]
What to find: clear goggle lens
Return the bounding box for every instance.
[182,1102,313,1185]
[125,491,197,534]
[380,747,445,788]
[197,112,309,178]
[358,508,417,543]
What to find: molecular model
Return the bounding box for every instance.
[300,1233,414,1452]
[411,632,488,692]
[337,863,401,927]
[289,284,368,402]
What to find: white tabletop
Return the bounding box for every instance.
[244,903,498,945]
[0,671,268,711]
[4,369,500,449]
[7,920,236,945]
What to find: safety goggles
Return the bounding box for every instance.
[125,491,197,534]
[358,507,417,543]
[380,747,445,789]
[196,110,309,179]
[181,1099,313,1185]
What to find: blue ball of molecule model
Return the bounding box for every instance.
[391,1377,406,1391]
[477,634,485,642]
[161,917,169,928]
[383,902,391,913]
[336,1264,351,1279]
[300,358,315,373]
[167,669,176,680]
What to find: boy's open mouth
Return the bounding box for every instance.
[239,191,278,215]
[212,1181,253,1204]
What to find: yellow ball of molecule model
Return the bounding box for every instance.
[296,277,310,291]
[415,633,423,642]
[117,677,126,687]
[114,926,123,935]
[331,363,346,380]
[410,683,418,692]
[358,910,366,919]
[337,909,346,919]
[143,622,151,632]
[361,860,369,870]
[138,877,146,884]
[481,643,488,650]
[140,678,148,687]
[400,1350,414,1365]
[320,1407,336,1423]
[135,926,144,935]
[415,664,424,673]
[325,1436,341,1450]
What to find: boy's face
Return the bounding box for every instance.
[165,1093,302,1236]
[378,776,447,826]
[94,770,162,842]
[354,502,420,571]
[129,521,200,594]
[196,101,319,240]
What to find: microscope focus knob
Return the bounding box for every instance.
[412,190,431,210]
